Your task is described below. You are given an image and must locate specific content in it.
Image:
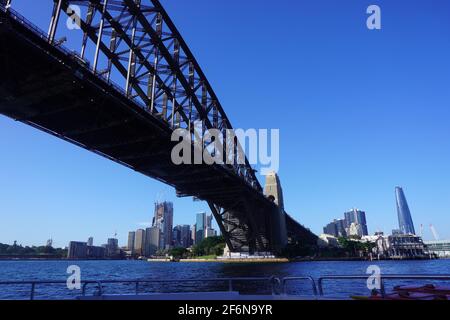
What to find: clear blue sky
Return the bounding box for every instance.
[1,0,450,248]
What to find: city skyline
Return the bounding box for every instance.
[1,0,450,247]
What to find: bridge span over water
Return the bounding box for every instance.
[0,1,316,254]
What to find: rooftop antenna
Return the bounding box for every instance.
[430,224,440,241]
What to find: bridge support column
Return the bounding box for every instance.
[269,206,288,254]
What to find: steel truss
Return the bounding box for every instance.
[46,0,261,192]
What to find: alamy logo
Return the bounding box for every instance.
[66,5,81,30]
[171,121,279,175]
[66,265,81,290]
[366,5,381,30]
[366,265,381,290]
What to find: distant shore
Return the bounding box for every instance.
[178,258,289,263]
[0,256,125,261]
[0,256,445,262]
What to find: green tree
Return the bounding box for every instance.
[169,247,188,259]
[192,236,225,257]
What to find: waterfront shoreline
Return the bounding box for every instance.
[0,256,446,262]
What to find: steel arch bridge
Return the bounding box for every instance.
[0,0,317,254]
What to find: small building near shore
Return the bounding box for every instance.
[317,234,340,248]
[371,233,428,259]
[424,240,450,258]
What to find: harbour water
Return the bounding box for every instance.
[0,259,449,299]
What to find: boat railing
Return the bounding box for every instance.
[80,276,282,297]
[1,275,450,300]
[0,276,281,300]
[316,274,450,297]
[281,277,318,296]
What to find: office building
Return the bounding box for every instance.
[179,225,191,248]
[344,208,368,236]
[395,187,416,235]
[106,238,118,256]
[134,229,145,256]
[191,224,196,246]
[323,218,347,238]
[144,227,160,256]
[323,221,338,237]
[127,231,135,253]
[153,201,174,249]
[206,214,213,229]
[348,222,364,237]
[335,219,346,237]
[170,224,192,248]
[205,228,217,238]
[196,212,206,244]
[172,226,181,247]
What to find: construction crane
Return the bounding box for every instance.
[430,224,440,241]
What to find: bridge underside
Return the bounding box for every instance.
[0,10,293,253]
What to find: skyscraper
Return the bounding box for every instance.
[106,238,118,256]
[153,201,174,249]
[127,231,135,253]
[144,227,160,256]
[191,224,196,246]
[172,226,181,247]
[323,221,338,237]
[335,219,347,237]
[196,212,206,244]
[395,187,416,235]
[206,214,213,230]
[344,209,368,236]
[134,229,145,256]
[180,225,191,248]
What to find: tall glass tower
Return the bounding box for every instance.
[395,187,416,235]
